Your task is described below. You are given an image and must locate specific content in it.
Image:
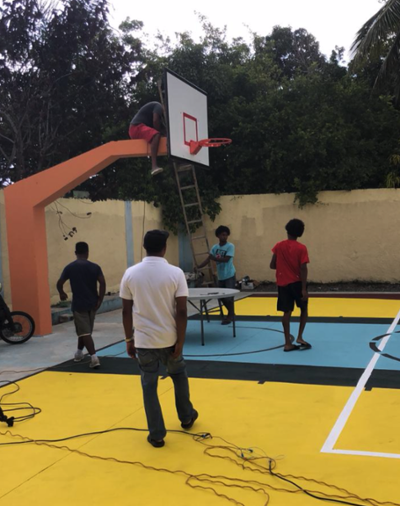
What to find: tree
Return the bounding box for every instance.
[351,0,400,102]
[0,0,142,186]
[259,26,326,80]
[2,6,400,229]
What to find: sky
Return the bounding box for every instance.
[108,0,382,60]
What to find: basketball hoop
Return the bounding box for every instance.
[189,138,232,155]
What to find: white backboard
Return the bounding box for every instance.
[164,69,209,167]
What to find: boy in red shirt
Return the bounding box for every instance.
[270,219,311,352]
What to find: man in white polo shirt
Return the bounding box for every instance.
[120,230,198,448]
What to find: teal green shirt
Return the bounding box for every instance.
[211,242,236,281]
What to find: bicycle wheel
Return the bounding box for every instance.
[0,311,35,344]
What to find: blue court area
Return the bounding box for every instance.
[98,319,400,371]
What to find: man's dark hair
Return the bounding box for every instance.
[215,225,230,237]
[75,242,89,255]
[285,219,305,238]
[143,230,169,254]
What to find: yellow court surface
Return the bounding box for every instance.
[1,372,400,506]
[233,295,400,318]
[1,296,400,506]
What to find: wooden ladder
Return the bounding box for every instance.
[174,162,214,287]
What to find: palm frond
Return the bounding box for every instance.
[351,0,400,59]
[377,28,400,78]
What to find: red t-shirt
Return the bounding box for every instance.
[272,240,309,287]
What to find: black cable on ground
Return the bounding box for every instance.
[268,461,372,506]
[0,381,41,427]
[0,426,395,506]
[104,325,294,358]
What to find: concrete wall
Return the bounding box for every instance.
[45,199,179,305]
[45,199,126,305]
[1,189,400,308]
[203,189,400,283]
[131,201,179,267]
[0,195,179,307]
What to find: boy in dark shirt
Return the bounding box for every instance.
[129,101,165,176]
[270,219,311,352]
[57,242,106,368]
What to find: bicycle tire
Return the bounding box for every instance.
[0,311,35,344]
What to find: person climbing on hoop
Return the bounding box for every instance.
[128,101,166,176]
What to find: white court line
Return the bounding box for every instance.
[329,449,400,459]
[321,308,400,458]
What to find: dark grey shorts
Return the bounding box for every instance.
[218,276,236,289]
[218,276,236,305]
[73,310,95,337]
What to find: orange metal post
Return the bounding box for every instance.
[4,139,167,335]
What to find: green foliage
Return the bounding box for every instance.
[386,152,400,187]
[0,0,140,182]
[2,3,400,229]
[351,0,400,102]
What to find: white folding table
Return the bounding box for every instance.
[188,288,240,345]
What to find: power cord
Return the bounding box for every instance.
[0,426,396,506]
[0,381,41,427]
[104,324,294,358]
[268,460,372,506]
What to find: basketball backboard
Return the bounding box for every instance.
[164,69,209,167]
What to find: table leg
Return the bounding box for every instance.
[204,300,210,323]
[200,300,205,346]
[233,298,236,338]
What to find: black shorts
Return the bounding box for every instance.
[277,282,308,313]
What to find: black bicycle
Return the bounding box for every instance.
[0,283,35,344]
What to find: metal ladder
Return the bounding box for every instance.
[174,162,215,287]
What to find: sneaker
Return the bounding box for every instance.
[74,350,84,362]
[89,356,100,369]
[150,167,163,176]
[147,435,165,448]
[181,410,199,430]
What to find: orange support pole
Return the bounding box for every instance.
[4,139,167,335]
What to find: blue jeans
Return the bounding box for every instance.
[136,347,195,440]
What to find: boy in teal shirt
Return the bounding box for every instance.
[197,225,236,325]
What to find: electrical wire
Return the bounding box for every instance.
[56,200,92,219]
[52,201,70,239]
[0,427,397,506]
[185,325,292,357]
[0,381,41,425]
[0,379,396,506]
[0,367,47,376]
[104,324,294,358]
[50,199,93,240]
[0,327,397,505]
[141,200,146,261]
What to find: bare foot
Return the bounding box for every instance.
[283,344,301,352]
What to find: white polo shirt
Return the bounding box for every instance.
[119,256,189,348]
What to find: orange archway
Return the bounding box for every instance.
[4,139,167,335]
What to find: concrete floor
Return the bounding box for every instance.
[0,298,229,384]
